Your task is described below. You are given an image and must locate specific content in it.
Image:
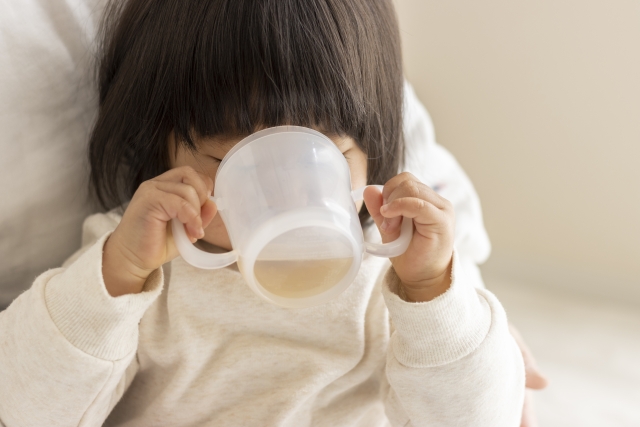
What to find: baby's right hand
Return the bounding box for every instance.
[102,166,217,296]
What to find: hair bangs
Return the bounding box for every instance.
[91,0,403,224]
[172,1,370,144]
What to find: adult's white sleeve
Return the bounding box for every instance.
[0,213,163,427]
[402,81,491,289]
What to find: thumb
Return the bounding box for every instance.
[525,365,549,390]
[362,186,401,243]
[200,199,218,229]
[363,186,384,229]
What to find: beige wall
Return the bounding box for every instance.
[395,0,640,300]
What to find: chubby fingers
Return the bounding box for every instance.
[378,173,453,235]
[382,172,450,211]
[157,166,214,204]
[149,166,217,242]
[363,185,397,241]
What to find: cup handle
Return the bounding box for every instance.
[171,197,238,269]
[352,185,413,258]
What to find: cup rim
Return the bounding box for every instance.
[215,125,341,181]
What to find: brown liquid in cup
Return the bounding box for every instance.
[240,257,353,299]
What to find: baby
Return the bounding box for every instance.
[0,0,526,425]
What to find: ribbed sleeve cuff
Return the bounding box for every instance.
[45,232,164,361]
[382,248,491,368]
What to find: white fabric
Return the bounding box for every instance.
[0,0,106,306]
[0,211,524,426]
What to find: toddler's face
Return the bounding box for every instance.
[168,130,368,251]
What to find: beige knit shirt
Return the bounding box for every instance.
[0,85,524,426]
[0,210,524,426]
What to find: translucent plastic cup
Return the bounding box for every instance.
[172,126,411,308]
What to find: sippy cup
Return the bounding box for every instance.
[172,126,412,308]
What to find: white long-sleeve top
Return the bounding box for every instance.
[0,84,524,427]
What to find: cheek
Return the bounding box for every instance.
[349,152,368,190]
[348,153,368,212]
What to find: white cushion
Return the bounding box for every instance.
[0,1,105,306]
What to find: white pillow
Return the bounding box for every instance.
[0,0,105,306]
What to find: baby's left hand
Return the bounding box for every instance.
[363,172,455,302]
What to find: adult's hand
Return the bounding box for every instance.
[510,324,549,427]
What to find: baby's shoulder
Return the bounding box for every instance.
[59,208,124,269]
[80,207,124,247]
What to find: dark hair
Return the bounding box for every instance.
[90,0,404,223]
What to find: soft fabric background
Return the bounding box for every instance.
[0,0,105,306]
